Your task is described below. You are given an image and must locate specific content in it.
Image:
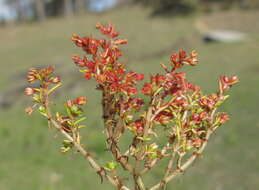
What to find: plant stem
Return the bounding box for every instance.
[44,98,131,190]
[149,130,213,190]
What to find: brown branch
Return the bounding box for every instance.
[164,150,176,177]
[49,117,131,190]
[43,90,131,190]
[140,158,159,176]
[150,97,175,122]
[140,144,169,176]
[134,174,146,190]
[102,89,134,173]
[149,130,213,190]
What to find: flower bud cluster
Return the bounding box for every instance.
[72,23,144,96]
[24,66,61,115]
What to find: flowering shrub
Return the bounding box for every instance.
[25,23,238,190]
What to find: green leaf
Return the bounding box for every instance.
[74,117,86,126]
[70,105,83,116]
[215,95,230,107]
[137,136,150,141]
[33,94,41,103]
[105,161,117,171]
[61,147,71,153]
[48,82,62,95]
[38,105,47,117]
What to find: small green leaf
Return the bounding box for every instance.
[48,82,62,95]
[61,140,74,153]
[79,69,88,73]
[33,94,41,103]
[74,117,86,126]
[70,105,83,116]
[65,105,73,118]
[143,136,151,142]
[38,105,47,117]
[61,147,70,153]
[105,161,117,171]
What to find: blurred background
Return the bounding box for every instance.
[0,0,259,190]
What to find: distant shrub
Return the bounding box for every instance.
[25,23,238,190]
[135,0,259,15]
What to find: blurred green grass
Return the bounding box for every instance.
[0,6,259,190]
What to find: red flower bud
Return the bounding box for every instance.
[133,119,144,133]
[84,71,92,80]
[26,74,37,83]
[44,66,54,75]
[199,97,215,110]
[24,87,35,95]
[199,112,208,120]
[173,96,187,106]
[126,72,144,84]
[24,87,35,96]
[191,113,200,123]
[172,72,186,80]
[72,55,86,67]
[49,76,61,84]
[25,107,33,115]
[219,75,239,93]
[114,39,128,45]
[151,74,166,85]
[192,139,203,148]
[154,111,173,124]
[66,100,74,108]
[189,50,198,66]
[26,69,38,83]
[142,83,152,95]
[136,73,144,81]
[179,49,187,59]
[223,76,239,85]
[74,96,87,105]
[170,50,186,69]
[124,87,137,95]
[28,68,37,75]
[72,34,84,47]
[218,113,229,124]
[170,54,179,64]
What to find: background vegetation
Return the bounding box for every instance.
[0,2,259,190]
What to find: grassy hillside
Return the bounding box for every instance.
[0,6,258,190]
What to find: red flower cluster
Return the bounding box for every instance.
[170,49,198,71]
[142,83,153,95]
[142,51,199,97]
[122,97,144,113]
[219,75,239,94]
[132,119,145,134]
[218,113,229,124]
[96,23,119,38]
[66,96,87,107]
[24,66,62,116]
[199,94,219,111]
[154,111,174,125]
[72,23,144,96]
[26,66,59,84]
[191,112,208,124]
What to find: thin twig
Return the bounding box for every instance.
[49,117,131,190]
[149,130,213,190]
[44,92,131,190]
